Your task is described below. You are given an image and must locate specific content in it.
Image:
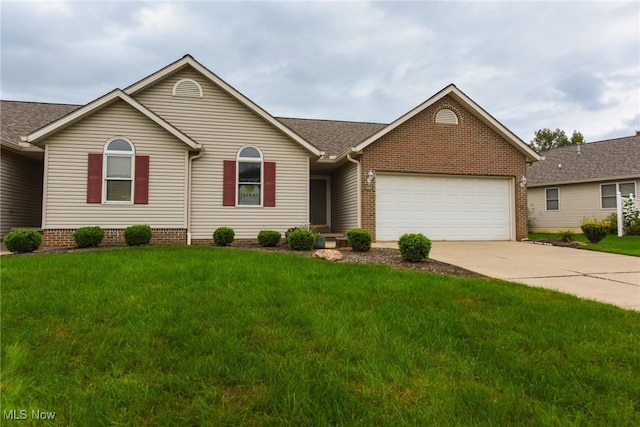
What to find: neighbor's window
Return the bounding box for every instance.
[104,137,134,202]
[601,182,636,209]
[545,188,559,211]
[237,146,262,206]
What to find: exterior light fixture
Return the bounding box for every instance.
[366,170,375,184]
[519,176,527,188]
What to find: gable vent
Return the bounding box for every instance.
[435,108,458,125]
[172,79,203,98]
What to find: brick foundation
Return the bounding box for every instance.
[42,228,187,249]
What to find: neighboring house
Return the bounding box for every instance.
[2,54,539,247]
[527,134,640,232]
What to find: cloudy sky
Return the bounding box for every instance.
[1,0,638,143]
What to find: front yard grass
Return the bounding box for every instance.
[529,233,640,257]
[2,246,639,425]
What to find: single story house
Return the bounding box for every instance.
[2,54,539,248]
[526,134,640,232]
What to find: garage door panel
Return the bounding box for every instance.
[376,175,511,240]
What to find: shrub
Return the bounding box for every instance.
[555,230,576,243]
[398,233,432,262]
[606,212,618,234]
[257,230,281,247]
[287,228,315,251]
[4,229,42,253]
[72,226,105,248]
[346,228,372,252]
[580,217,608,244]
[213,227,235,246]
[123,224,152,246]
[622,197,640,235]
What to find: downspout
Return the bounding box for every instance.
[346,151,362,228]
[186,146,205,245]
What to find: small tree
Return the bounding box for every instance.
[530,128,585,152]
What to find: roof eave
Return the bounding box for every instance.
[24,89,201,151]
[528,174,640,187]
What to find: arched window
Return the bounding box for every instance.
[435,108,459,125]
[104,137,135,202]
[236,146,263,206]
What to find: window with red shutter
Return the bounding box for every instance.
[87,153,103,203]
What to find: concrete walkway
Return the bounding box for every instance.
[374,241,640,311]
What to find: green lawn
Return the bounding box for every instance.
[528,233,640,257]
[2,246,639,426]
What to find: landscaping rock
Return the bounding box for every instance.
[313,249,343,261]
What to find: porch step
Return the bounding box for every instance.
[317,233,349,249]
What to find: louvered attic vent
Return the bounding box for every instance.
[435,108,458,124]
[172,79,203,98]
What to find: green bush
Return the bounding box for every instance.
[287,228,315,251]
[580,217,608,244]
[213,227,235,246]
[4,229,42,253]
[257,230,281,247]
[555,230,576,243]
[123,224,152,246]
[398,233,432,262]
[73,226,105,248]
[346,228,372,252]
[605,213,618,234]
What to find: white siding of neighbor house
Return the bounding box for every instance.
[331,162,358,233]
[42,100,189,228]
[1,149,43,238]
[132,67,312,239]
[528,179,639,231]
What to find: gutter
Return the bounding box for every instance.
[346,149,362,228]
[186,146,205,245]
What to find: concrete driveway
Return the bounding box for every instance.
[428,241,640,311]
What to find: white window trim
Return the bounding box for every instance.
[545,187,560,211]
[103,136,135,204]
[600,182,636,210]
[236,145,263,207]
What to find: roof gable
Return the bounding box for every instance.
[353,84,540,162]
[527,135,640,186]
[124,55,322,156]
[23,89,201,151]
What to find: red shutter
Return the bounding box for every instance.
[223,160,236,206]
[264,161,276,207]
[134,155,150,205]
[87,153,103,203]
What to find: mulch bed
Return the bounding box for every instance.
[231,242,485,278]
[521,238,585,248]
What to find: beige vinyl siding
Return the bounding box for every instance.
[43,100,189,228]
[1,149,43,238]
[331,162,358,233]
[528,179,639,230]
[133,67,312,239]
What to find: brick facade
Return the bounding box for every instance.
[42,228,187,248]
[360,95,528,241]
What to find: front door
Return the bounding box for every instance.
[309,178,329,227]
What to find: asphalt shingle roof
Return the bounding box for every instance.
[277,117,387,157]
[526,135,640,186]
[1,100,81,146]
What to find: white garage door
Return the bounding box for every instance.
[376,175,512,241]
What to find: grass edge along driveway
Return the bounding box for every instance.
[2,246,639,426]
